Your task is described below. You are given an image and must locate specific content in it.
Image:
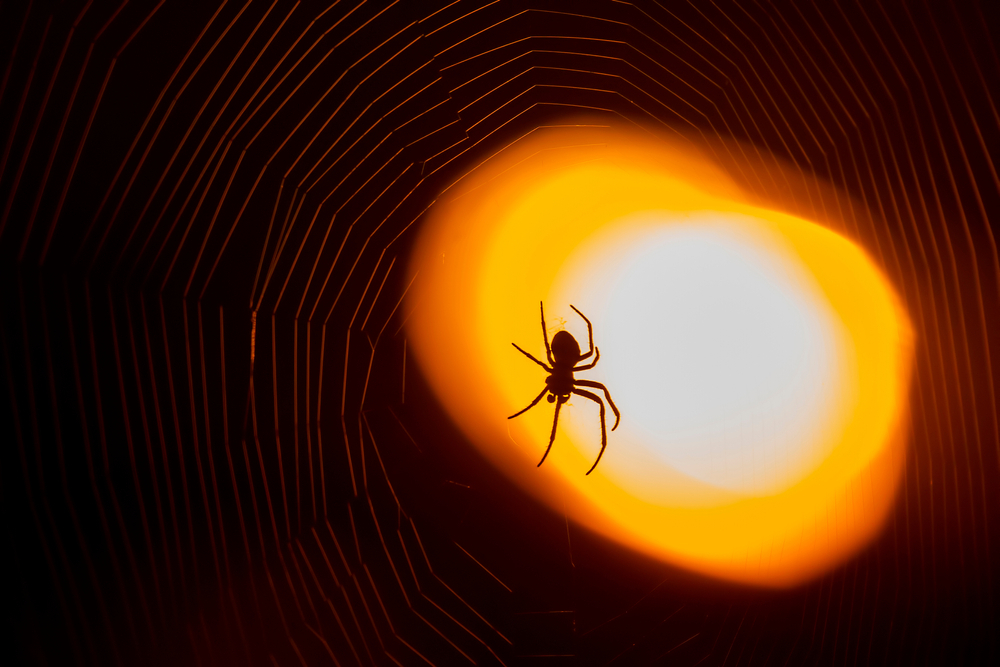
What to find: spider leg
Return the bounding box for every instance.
[538,396,563,467]
[540,301,555,365]
[509,386,549,419]
[570,305,595,359]
[573,346,600,370]
[572,388,607,475]
[573,379,620,430]
[511,343,552,371]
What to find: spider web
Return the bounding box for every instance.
[1,0,998,665]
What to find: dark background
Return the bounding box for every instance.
[2,1,998,665]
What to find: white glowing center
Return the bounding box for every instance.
[553,214,842,495]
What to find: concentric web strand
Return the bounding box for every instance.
[2,1,998,665]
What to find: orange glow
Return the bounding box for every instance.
[408,126,914,587]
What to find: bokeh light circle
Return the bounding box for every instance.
[551,211,845,498]
[409,125,914,587]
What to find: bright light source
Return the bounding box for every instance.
[408,125,913,587]
[553,213,845,498]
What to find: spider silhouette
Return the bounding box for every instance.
[509,302,620,475]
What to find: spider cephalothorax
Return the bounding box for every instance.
[509,302,620,475]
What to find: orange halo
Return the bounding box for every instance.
[408,125,914,587]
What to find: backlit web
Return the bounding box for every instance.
[2,1,998,665]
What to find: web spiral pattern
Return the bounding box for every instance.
[2,1,998,665]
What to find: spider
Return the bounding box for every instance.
[509,302,620,475]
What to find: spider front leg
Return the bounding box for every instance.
[574,379,620,430]
[572,388,607,474]
[509,386,549,419]
[538,395,565,467]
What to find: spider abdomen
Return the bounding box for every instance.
[550,330,582,364]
